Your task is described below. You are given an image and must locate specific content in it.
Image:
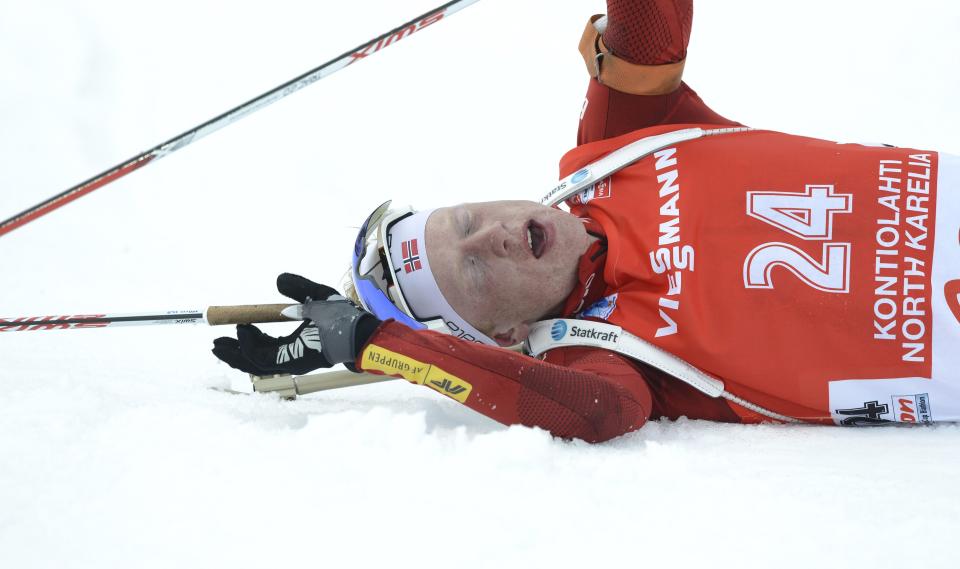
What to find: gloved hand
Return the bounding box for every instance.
[212,273,382,376]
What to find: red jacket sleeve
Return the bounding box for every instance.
[604,0,693,65]
[577,0,741,145]
[355,321,653,443]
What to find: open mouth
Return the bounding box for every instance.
[526,220,546,259]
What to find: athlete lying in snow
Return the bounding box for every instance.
[213,0,960,442]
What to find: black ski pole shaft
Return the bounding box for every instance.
[0,0,481,238]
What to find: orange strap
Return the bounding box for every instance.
[578,14,686,96]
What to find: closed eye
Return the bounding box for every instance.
[456,208,483,291]
[460,209,474,237]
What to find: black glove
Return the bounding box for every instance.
[212,273,382,376]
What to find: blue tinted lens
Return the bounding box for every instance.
[353,276,425,330]
[352,205,426,331]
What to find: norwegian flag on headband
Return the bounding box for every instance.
[401,239,422,273]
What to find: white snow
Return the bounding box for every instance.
[2,1,959,567]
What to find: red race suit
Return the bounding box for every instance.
[355,0,960,440]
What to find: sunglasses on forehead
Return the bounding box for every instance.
[351,201,427,331]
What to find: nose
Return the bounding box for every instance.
[466,221,512,259]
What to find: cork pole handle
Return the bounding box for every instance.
[205,304,297,326]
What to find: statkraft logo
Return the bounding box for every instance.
[568,325,620,343]
[571,168,591,184]
[946,280,960,324]
[550,320,568,341]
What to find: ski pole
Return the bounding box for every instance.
[239,340,527,399]
[0,0,481,238]
[239,370,395,399]
[0,304,298,332]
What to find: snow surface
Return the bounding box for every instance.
[2,0,960,567]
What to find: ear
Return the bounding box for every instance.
[492,322,531,347]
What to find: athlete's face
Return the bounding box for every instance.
[425,200,596,346]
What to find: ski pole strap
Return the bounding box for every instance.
[540,127,754,207]
[524,319,802,423]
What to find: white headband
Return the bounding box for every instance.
[387,209,496,345]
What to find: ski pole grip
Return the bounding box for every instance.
[205,304,297,326]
